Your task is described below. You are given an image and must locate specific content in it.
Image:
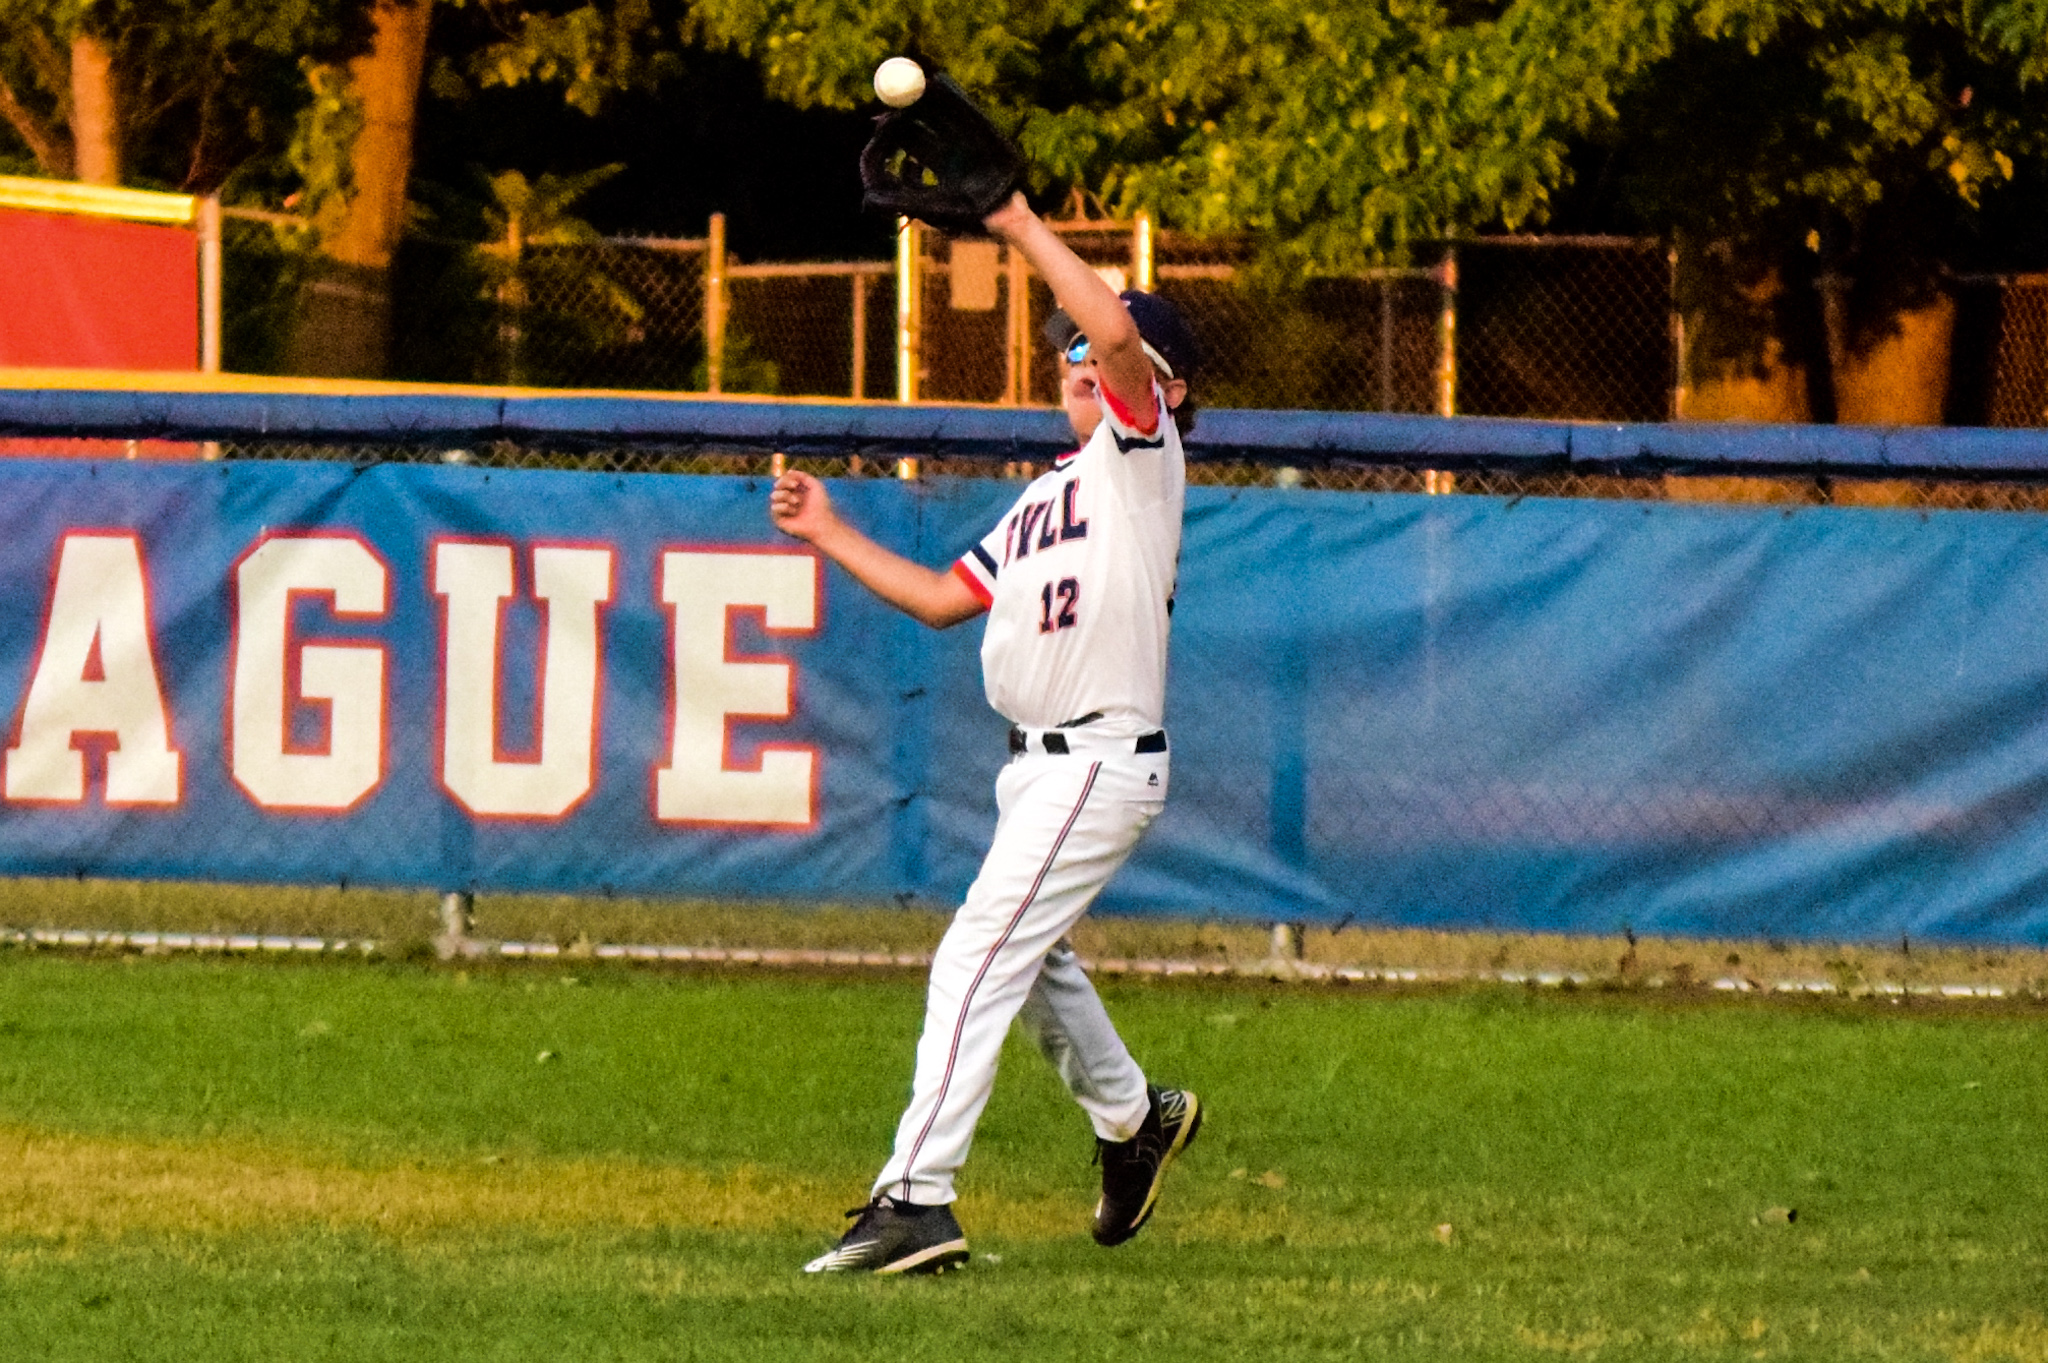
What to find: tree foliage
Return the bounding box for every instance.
[685,0,1686,270]
[0,0,370,190]
[472,163,641,384]
[435,0,682,113]
[6,0,2044,390]
[688,0,2048,287]
[1581,0,2048,363]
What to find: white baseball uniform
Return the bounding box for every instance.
[872,377,1184,1207]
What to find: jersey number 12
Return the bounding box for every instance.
[1039,577,1079,634]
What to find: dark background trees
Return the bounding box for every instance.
[1548,2,2048,420]
[2,0,2045,416]
[412,12,881,259]
[0,0,369,189]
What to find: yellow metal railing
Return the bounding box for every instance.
[0,174,196,225]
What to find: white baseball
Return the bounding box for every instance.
[874,57,926,108]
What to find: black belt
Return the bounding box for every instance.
[1008,727,1167,756]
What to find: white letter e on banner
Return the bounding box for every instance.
[656,550,818,826]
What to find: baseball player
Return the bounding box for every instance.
[770,191,1203,1275]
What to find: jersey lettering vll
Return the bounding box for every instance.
[951,381,1184,735]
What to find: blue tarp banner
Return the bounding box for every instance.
[1160,488,2048,945]
[1,458,2044,945]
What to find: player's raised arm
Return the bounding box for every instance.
[983,193,1159,423]
[769,470,984,629]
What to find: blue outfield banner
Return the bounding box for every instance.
[1,456,2045,946]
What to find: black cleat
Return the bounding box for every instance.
[1093,1085,1202,1247]
[803,1194,970,1275]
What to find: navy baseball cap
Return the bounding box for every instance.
[1043,290,1201,381]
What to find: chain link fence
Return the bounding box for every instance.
[218,213,2048,437]
[727,263,894,399]
[24,428,2048,962]
[512,240,708,391]
[396,236,713,390]
[911,223,1450,415]
[1450,238,1677,421]
[1979,275,2048,429]
[219,210,312,377]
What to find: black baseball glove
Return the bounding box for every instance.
[859,72,1025,238]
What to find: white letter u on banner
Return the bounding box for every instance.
[435,541,614,819]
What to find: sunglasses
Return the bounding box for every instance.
[1060,334,1176,380]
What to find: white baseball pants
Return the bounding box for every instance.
[873,738,1169,1206]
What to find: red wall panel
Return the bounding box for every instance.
[0,207,197,370]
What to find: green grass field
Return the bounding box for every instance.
[1,951,2044,1361]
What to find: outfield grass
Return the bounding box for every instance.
[1,953,2044,1360]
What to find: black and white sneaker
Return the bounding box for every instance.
[802,1194,970,1275]
[1093,1085,1203,1247]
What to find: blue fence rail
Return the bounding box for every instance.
[8,385,2048,476]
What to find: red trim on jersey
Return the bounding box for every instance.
[1100,377,1160,437]
[951,558,994,607]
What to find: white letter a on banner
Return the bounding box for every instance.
[6,532,181,804]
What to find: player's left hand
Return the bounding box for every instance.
[982,190,1033,239]
[858,72,1025,238]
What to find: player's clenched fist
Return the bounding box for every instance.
[769,470,838,544]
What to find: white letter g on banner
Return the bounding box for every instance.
[230,534,388,812]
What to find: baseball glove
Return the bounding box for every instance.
[859,72,1025,237]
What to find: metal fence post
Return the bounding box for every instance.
[1427,245,1459,494]
[1003,245,1029,405]
[1267,921,1304,978]
[437,891,474,960]
[895,219,922,478]
[1437,244,1458,418]
[197,194,223,460]
[851,272,868,400]
[704,212,727,394]
[1669,245,1689,419]
[198,194,222,375]
[896,216,921,403]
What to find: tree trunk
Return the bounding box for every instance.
[1821,281,1955,506]
[69,33,120,186]
[285,0,433,378]
[1666,268,1814,504]
[1824,291,1955,425]
[1681,336,1812,423]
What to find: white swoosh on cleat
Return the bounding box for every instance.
[803,1240,881,1273]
